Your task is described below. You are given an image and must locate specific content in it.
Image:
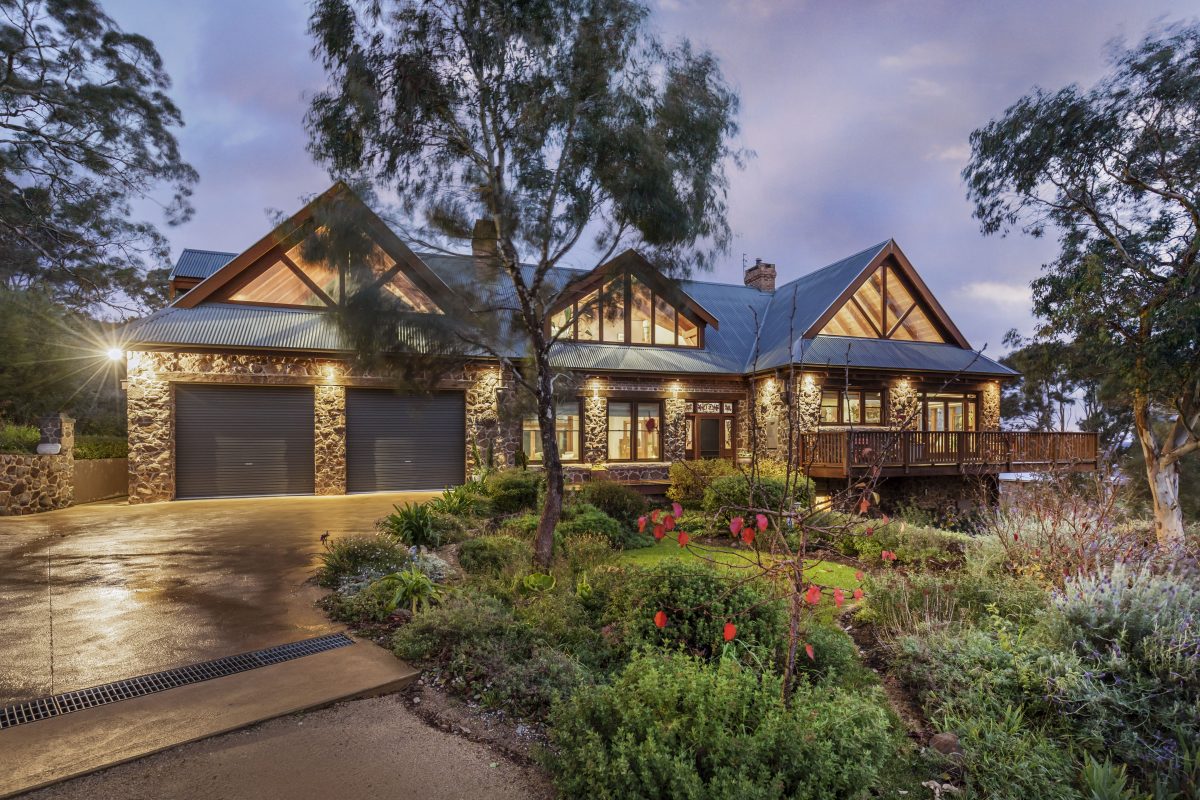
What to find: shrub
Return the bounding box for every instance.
[342,568,444,621]
[0,423,38,454]
[547,652,897,799]
[316,534,409,588]
[485,468,543,514]
[703,473,796,522]
[428,483,488,516]
[428,510,470,544]
[612,560,786,663]
[792,623,862,685]
[865,569,1046,635]
[666,458,736,505]
[378,502,441,549]
[556,503,649,550]
[409,552,452,583]
[499,511,539,540]
[562,532,617,575]
[944,705,1082,800]
[458,535,532,576]
[574,479,646,527]
[73,434,128,459]
[812,512,974,569]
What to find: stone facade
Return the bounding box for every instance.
[0,415,75,515]
[314,384,346,495]
[464,365,519,476]
[980,381,1001,430]
[127,351,175,503]
[888,378,921,430]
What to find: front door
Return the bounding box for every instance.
[698,418,720,459]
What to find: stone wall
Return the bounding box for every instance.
[314,385,346,495]
[875,474,999,518]
[980,381,1001,430]
[888,378,921,430]
[0,415,75,515]
[127,352,175,503]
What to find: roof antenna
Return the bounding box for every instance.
[742,252,748,273]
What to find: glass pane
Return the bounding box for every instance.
[890,303,945,343]
[843,392,862,424]
[724,419,732,449]
[696,401,720,413]
[286,242,340,298]
[551,305,574,338]
[678,314,699,347]
[607,402,632,460]
[864,391,882,424]
[557,402,581,460]
[522,416,543,461]
[685,402,694,413]
[685,418,694,452]
[601,277,625,342]
[948,402,965,432]
[884,266,917,332]
[820,299,878,338]
[637,404,661,460]
[230,260,327,306]
[653,294,676,345]
[630,276,653,344]
[820,390,840,424]
[576,291,598,341]
[723,402,734,414]
[967,402,976,431]
[927,404,946,431]
[384,268,442,313]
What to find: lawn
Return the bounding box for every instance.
[619,536,862,590]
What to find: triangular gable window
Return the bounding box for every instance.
[228,260,330,307]
[550,269,704,348]
[820,264,946,343]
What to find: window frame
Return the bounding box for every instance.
[919,391,979,432]
[816,387,888,426]
[521,399,584,463]
[548,272,704,349]
[606,399,664,462]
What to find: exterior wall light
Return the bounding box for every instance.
[106,348,123,361]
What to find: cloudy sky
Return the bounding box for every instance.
[107,0,1195,358]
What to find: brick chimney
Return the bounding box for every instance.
[471,218,498,260]
[744,258,776,292]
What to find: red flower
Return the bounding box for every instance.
[730,516,743,536]
[672,502,683,518]
[805,585,822,605]
[653,525,664,540]
[858,497,870,515]
[664,514,676,531]
[853,588,864,601]
[854,570,864,582]
[741,528,755,546]
[834,588,845,609]
[638,516,647,533]
[651,509,660,523]
[805,643,815,661]
[881,550,897,562]
[654,610,667,628]
[756,513,768,532]
[723,622,737,641]
[677,531,690,547]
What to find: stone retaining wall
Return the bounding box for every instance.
[0,415,75,516]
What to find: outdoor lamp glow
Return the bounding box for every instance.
[106,348,124,361]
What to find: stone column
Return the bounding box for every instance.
[126,351,174,503]
[584,396,607,464]
[793,375,821,433]
[980,381,1001,430]
[38,413,75,455]
[888,378,920,430]
[663,398,687,462]
[38,413,74,509]
[314,384,346,495]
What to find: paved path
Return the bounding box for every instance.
[21,695,554,800]
[0,493,435,705]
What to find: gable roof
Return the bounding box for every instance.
[172,249,236,280]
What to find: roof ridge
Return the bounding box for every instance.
[772,239,891,294]
[178,247,238,256]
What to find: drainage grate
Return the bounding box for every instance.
[0,632,354,731]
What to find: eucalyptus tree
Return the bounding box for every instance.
[307,0,741,565]
[964,23,1200,543]
[0,0,196,312]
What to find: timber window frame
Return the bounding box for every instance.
[549,272,704,348]
[521,400,583,463]
[606,400,663,462]
[818,388,886,426]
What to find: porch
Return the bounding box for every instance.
[797,430,1100,479]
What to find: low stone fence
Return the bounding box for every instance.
[0,415,129,516]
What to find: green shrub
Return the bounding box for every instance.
[0,423,38,454]
[485,468,543,514]
[703,473,800,522]
[428,483,488,516]
[945,705,1083,800]
[378,502,441,548]
[811,511,974,568]
[340,568,444,621]
[547,652,897,799]
[458,535,532,576]
[73,434,128,459]
[428,510,470,544]
[499,511,540,540]
[666,458,736,504]
[793,623,862,685]
[562,532,617,575]
[612,560,786,663]
[864,569,1046,634]
[556,503,650,550]
[316,534,409,588]
[574,479,646,527]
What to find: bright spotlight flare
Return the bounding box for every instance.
[106,347,124,361]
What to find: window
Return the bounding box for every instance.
[685,399,737,460]
[550,272,702,347]
[819,264,946,343]
[607,400,661,461]
[818,389,885,425]
[522,402,583,461]
[921,393,977,432]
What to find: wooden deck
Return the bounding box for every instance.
[796,430,1099,479]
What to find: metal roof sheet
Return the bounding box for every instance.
[126,303,346,351]
[796,335,1016,377]
[171,249,236,280]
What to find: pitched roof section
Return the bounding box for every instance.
[171,249,235,280]
[798,335,1016,378]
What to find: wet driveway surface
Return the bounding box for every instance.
[0,493,435,705]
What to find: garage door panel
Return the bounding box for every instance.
[346,390,465,492]
[175,385,315,499]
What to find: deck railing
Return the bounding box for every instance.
[795,430,1099,475]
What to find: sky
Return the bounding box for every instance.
[106,0,1197,360]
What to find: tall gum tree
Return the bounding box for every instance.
[963,23,1200,544]
[306,0,741,565]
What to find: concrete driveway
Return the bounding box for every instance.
[0,493,435,705]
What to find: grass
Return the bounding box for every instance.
[0,423,39,454]
[620,536,862,590]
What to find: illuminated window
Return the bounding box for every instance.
[820,264,946,343]
[550,272,702,347]
[819,389,886,425]
[522,402,582,461]
[229,260,327,307]
[630,276,653,344]
[607,400,661,461]
[601,278,625,342]
[922,393,977,432]
[820,391,839,424]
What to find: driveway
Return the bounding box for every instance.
[0,493,436,705]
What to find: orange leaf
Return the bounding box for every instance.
[755,513,768,532]
[805,585,822,605]
[664,514,676,531]
[858,497,870,515]
[730,516,743,536]
[881,514,891,525]
[741,528,755,546]
[672,502,683,518]
[651,509,660,523]
[805,643,815,661]
[723,622,737,641]
[677,531,690,547]
[653,525,664,540]
[881,550,896,562]
[654,610,667,628]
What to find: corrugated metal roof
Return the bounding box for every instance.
[126,303,346,351]
[796,335,1016,377]
[171,249,237,279]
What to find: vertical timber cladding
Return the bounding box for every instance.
[175,385,316,499]
[345,389,466,492]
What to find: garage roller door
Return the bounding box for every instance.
[175,385,315,499]
[346,390,465,492]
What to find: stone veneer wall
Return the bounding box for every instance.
[980,381,1001,430]
[888,378,921,430]
[313,385,346,494]
[0,415,75,515]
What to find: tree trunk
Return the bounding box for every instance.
[533,348,563,567]
[1135,419,1185,545]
